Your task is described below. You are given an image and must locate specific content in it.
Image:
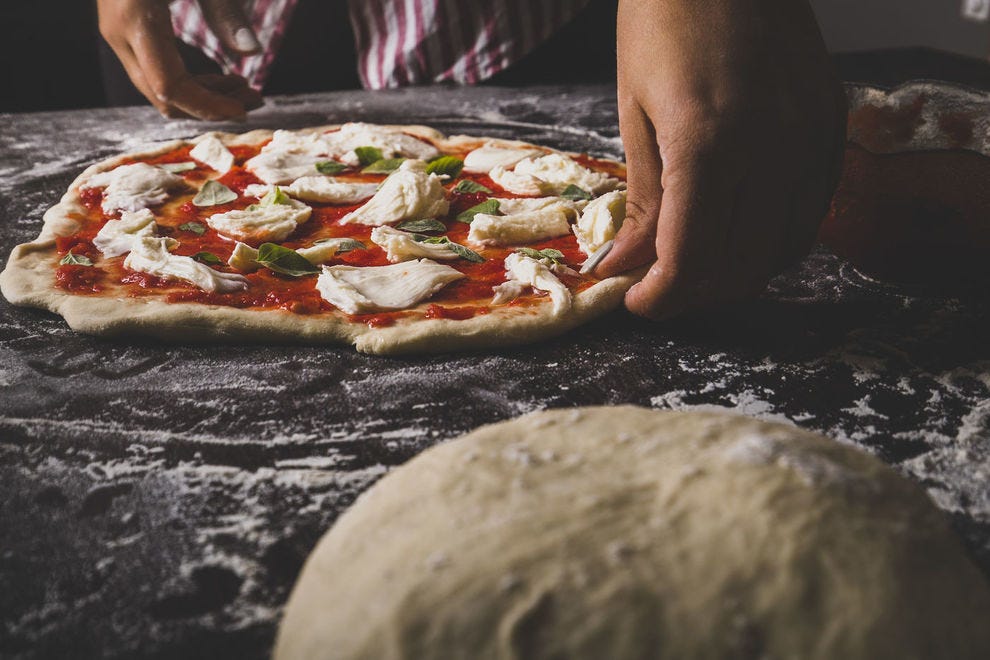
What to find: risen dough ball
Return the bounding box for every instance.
[275,407,990,660]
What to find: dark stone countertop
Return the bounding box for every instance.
[1,84,988,659]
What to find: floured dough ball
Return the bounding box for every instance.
[275,407,990,660]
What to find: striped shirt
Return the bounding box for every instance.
[170,0,591,90]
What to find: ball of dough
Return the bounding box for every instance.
[275,407,990,660]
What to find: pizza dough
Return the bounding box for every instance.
[275,406,990,660]
[0,125,641,355]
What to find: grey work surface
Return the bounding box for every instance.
[1,85,989,659]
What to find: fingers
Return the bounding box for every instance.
[196,73,264,110]
[200,0,261,54]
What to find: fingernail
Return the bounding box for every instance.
[235,27,261,52]
[580,240,614,275]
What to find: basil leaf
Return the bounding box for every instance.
[420,236,450,245]
[178,221,207,235]
[193,180,238,207]
[455,198,501,224]
[560,184,593,201]
[539,248,565,261]
[192,251,222,265]
[159,161,196,173]
[354,146,383,167]
[259,186,292,207]
[314,237,366,253]
[426,156,464,177]
[452,179,492,194]
[515,247,543,260]
[59,251,93,266]
[315,160,347,175]
[362,158,405,174]
[396,219,446,234]
[447,241,485,263]
[516,247,564,263]
[256,243,320,277]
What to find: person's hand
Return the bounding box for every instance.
[98,0,264,120]
[597,0,846,318]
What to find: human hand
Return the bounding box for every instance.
[597,0,846,318]
[97,0,264,120]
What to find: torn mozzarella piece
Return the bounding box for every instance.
[463,143,543,174]
[340,160,449,226]
[227,241,260,272]
[125,236,248,293]
[189,134,235,174]
[206,198,312,243]
[316,259,465,314]
[325,122,441,166]
[370,226,459,263]
[467,200,576,246]
[245,130,339,184]
[491,279,529,306]
[495,197,585,215]
[513,154,624,195]
[244,177,379,205]
[489,165,552,196]
[573,190,626,255]
[494,252,571,315]
[296,239,362,265]
[93,209,158,257]
[84,163,188,213]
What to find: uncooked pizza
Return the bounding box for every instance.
[0,123,638,354]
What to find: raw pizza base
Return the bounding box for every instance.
[0,125,643,355]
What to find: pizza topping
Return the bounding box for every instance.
[488,165,551,196]
[315,161,348,175]
[124,236,249,293]
[455,198,501,224]
[206,196,312,243]
[560,184,594,201]
[574,190,626,255]
[516,247,565,264]
[178,221,207,235]
[326,123,441,166]
[255,243,321,277]
[59,251,94,266]
[315,259,465,314]
[340,160,449,226]
[370,226,460,263]
[244,178,378,205]
[395,219,446,233]
[494,252,571,314]
[227,242,261,272]
[491,153,624,197]
[467,201,575,247]
[246,130,340,184]
[425,156,464,178]
[354,146,384,166]
[158,162,197,173]
[189,135,235,174]
[192,252,223,265]
[362,158,406,174]
[463,143,543,174]
[298,238,366,264]
[93,208,158,257]
[192,180,238,207]
[452,179,492,194]
[83,163,188,213]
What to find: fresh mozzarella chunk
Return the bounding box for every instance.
[514,154,624,195]
[124,236,248,293]
[370,226,459,263]
[468,205,574,247]
[84,163,188,213]
[315,259,465,314]
[573,190,626,255]
[93,209,158,257]
[189,134,235,174]
[206,198,311,243]
[490,279,528,306]
[245,130,339,184]
[325,122,440,166]
[296,239,361,265]
[489,165,552,196]
[227,241,261,272]
[494,197,584,215]
[463,143,543,174]
[495,252,571,315]
[340,161,449,226]
[246,177,379,204]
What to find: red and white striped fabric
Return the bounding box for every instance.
[170,0,590,90]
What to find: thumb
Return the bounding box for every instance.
[594,99,663,279]
[200,0,261,54]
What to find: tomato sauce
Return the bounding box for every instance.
[55,130,623,325]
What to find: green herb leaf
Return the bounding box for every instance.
[315,160,347,175]
[192,251,222,265]
[455,198,501,224]
[362,158,405,174]
[178,221,207,236]
[314,237,366,254]
[420,236,450,245]
[256,243,320,277]
[259,186,292,207]
[538,248,564,261]
[560,184,593,201]
[426,156,464,177]
[396,219,446,234]
[452,179,492,194]
[159,161,197,173]
[447,241,485,263]
[354,146,384,167]
[516,247,564,263]
[59,251,93,266]
[193,180,238,207]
